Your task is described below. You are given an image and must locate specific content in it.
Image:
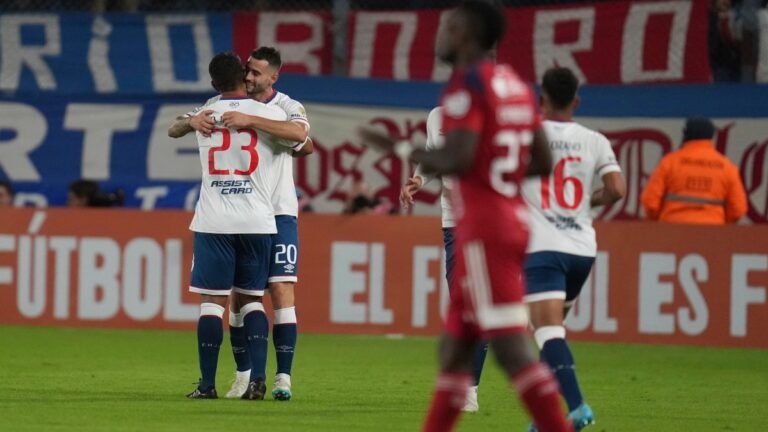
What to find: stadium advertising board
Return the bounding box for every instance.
[0,209,766,348]
[348,0,711,83]
[1,97,765,224]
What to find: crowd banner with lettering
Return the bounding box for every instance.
[0,0,709,95]
[0,209,765,348]
[348,0,711,84]
[232,11,333,76]
[0,13,233,94]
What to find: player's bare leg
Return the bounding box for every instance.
[188,294,229,399]
[234,292,270,400]
[529,299,594,431]
[490,332,573,432]
[422,334,476,431]
[269,281,297,400]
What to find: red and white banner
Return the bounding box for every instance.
[299,103,768,224]
[233,11,333,75]
[348,0,711,84]
[1,210,766,348]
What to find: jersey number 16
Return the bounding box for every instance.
[540,156,583,209]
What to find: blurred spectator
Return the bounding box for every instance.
[709,0,764,81]
[67,180,125,208]
[297,187,315,213]
[342,180,393,214]
[641,118,747,224]
[710,0,742,81]
[0,181,14,208]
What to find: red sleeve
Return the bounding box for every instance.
[441,86,484,134]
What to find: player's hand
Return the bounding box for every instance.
[357,127,396,153]
[190,110,216,136]
[400,176,423,208]
[222,111,253,129]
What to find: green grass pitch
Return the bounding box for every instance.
[1,325,766,431]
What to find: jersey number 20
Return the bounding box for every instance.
[208,128,259,175]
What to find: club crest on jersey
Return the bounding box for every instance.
[444,90,470,118]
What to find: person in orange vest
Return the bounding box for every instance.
[641,118,747,224]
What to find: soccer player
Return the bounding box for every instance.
[169,47,310,401]
[521,67,626,431]
[361,2,572,431]
[399,106,489,412]
[183,52,306,400]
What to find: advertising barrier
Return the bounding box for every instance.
[1,209,765,348]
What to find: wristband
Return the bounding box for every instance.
[394,140,413,159]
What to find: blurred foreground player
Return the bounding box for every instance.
[399,107,489,412]
[522,67,626,431]
[361,2,572,431]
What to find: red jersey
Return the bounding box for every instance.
[441,60,540,242]
[441,61,540,338]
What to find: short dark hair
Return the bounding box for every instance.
[250,46,282,70]
[683,117,715,141]
[0,180,13,196]
[69,180,100,201]
[209,52,244,93]
[457,0,506,51]
[542,67,579,110]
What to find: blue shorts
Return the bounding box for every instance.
[524,251,595,307]
[189,232,272,296]
[268,215,299,284]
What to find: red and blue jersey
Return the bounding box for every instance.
[441,60,540,241]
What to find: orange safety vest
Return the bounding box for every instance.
[641,140,747,224]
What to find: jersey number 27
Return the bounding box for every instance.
[490,130,532,197]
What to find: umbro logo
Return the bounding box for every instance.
[284,264,295,272]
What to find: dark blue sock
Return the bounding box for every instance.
[243,306,269,382]
[472,341,489,386]
[541,338,583,411]
[229,324,251,372]
[273,323,297,375]
[197,315,223,391]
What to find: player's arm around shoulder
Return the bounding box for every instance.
[168,97,219,138]
[222,110,308,144]
[222,98,309,144]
